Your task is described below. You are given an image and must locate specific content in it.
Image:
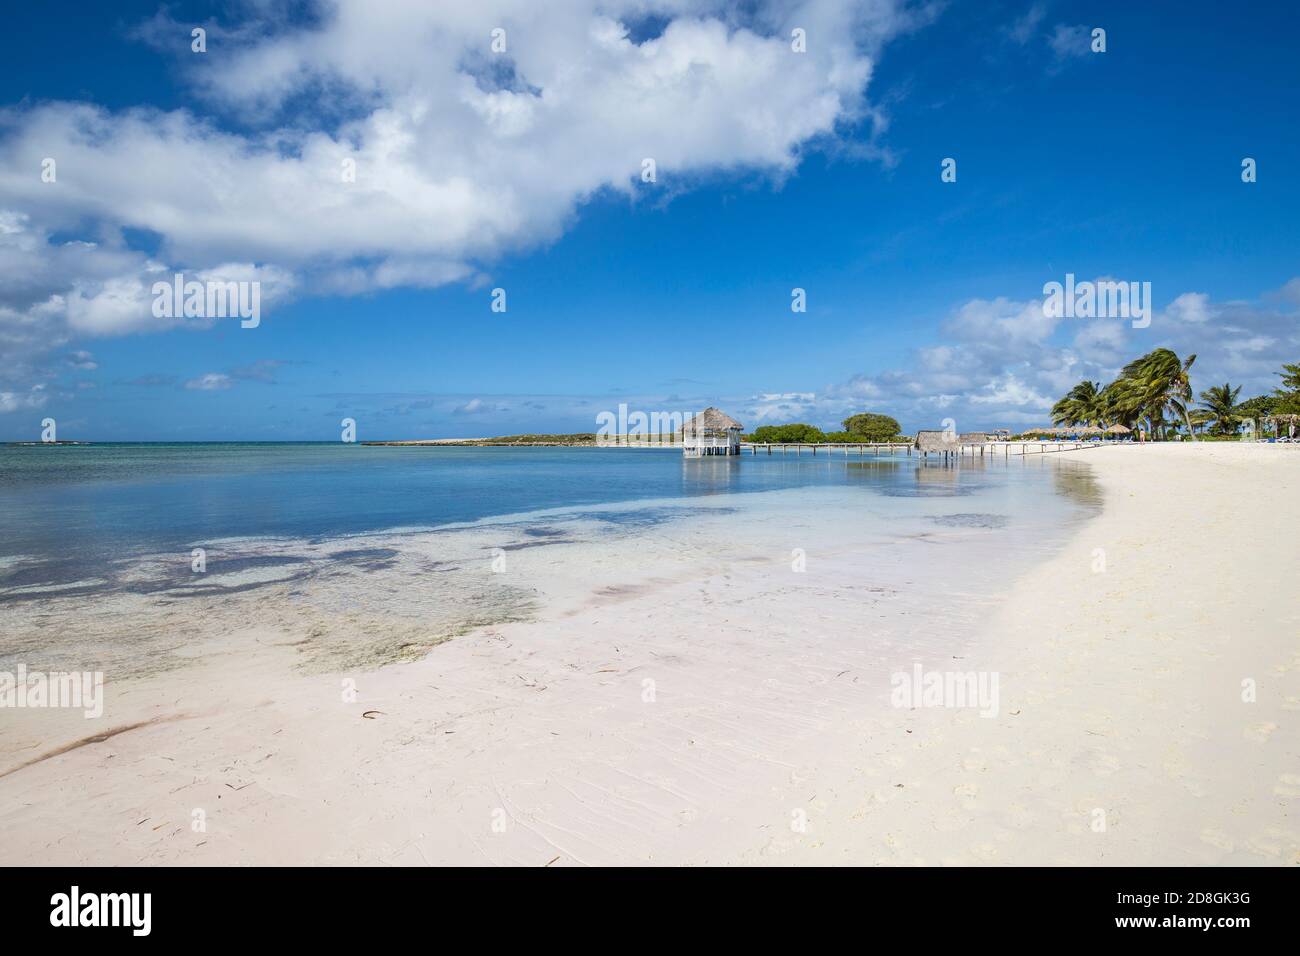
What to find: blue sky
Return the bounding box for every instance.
[1,0,1297,440]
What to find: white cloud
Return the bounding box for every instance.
[755,391,817,402]
[0,0,918,404]
[967,372,1052,408]
[1275,278,1300,306]
[1047,24,1091,61]
[944,295,1058,347]
[1165,291,1212,325]
[745,390,822,424]
[185,373,234,391]
[0,387,48,413]
[67,349,97,370]
[1008,3,1046,44]
[453,398,486,415]
[740,278,1300,432]
[453,397,511,415]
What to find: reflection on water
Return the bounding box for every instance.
[681,456,741,493]
[909,462,963,493]
[1052,461,1104,510]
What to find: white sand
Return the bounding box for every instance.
[2,443,1297,865]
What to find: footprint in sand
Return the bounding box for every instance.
[1272,774,1300,798]
[1244,722,1278,742]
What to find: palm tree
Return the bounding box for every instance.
[1188,409,1215,436]
[1274,362,1300,417]
[1107,348,1198,441]
[1100,380,1139,433]
[1198,382,1242,436]
[1051,380,1107,429]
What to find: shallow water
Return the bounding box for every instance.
[0,444,1101,677]
[1,443,1093,571]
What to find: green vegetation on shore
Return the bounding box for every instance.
[744,412,906,444]
[368,412,915,447]
[1050,352,1300,440]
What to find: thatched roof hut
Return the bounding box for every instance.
[1265,413,1300,437]
[682,407,744,457]
[680,407,743,436]
[914,430,991,455]
[915,430,958,452]
[1028,424,1117,436]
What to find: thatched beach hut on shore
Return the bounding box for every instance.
[1021,424,1131,439]
[1264,414,1300,439]
[681,407,744,457]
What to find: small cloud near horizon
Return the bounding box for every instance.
[185,373,234,391]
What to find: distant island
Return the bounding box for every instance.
[363,413,912,448]
[363,433,601,446]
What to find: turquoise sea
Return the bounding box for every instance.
[0,442,1099,602]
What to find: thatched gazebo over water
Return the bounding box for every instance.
[681,407,744,457]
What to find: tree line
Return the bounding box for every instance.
[1051,349,1300,440]
[745,412,904,444]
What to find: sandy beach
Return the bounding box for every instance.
[2,443,1297,866]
